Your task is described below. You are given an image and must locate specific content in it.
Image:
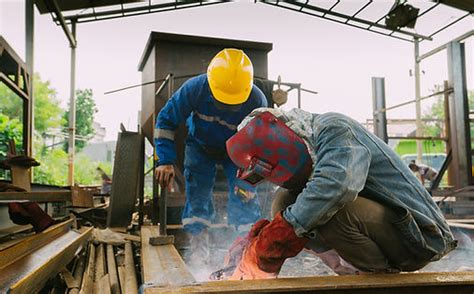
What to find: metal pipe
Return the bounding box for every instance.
[414,37,423,162]
[373,89,452,114]
[67,20,77,186]
[418,30,474,62]
[387,136,447,141]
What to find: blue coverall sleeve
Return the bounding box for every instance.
[283,124,372,237]
[154,78,200,165]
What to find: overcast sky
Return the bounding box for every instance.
[0,1,472,141]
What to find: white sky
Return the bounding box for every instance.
[0,1,472,141]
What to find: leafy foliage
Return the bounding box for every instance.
[64,89,98,152]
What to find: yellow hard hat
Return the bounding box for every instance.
[207,48,253,105]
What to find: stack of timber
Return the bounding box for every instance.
[72,229,139,294]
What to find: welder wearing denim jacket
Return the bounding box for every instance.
[154,49,267,240]
[224,108,456,279]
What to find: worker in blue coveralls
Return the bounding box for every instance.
[154,48,268,262]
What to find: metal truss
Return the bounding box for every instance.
[257,0,472,42]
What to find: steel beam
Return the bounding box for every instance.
[447,41,471,188]
[414,37,423,162]
[371,77,388,143]
[0,227,92,294]
[0,219,73,270]
[145,272,474,293]
[67,20,77,186]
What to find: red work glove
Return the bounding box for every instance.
[230,212,309,280]
[209,219,270,280]
[8,202,54,233]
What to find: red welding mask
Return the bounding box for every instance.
[226,111,313,190]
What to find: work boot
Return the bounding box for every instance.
[188,228,210,265]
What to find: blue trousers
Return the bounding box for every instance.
[182,138,261,235]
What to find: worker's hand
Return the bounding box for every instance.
[229,212,309,280]
[155,164,175,189]
[210,219,270,280]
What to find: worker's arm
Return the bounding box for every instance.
[155,77,203,188]
[283,123,372,237]
[154,77,202,165]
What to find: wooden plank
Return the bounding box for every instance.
[1,227,93,294]
[144,272,474,293]
[80,243,95,294]
[107,244,120,294]
[141,226,195,290]
[0,191,71,202]
[0,219,73,270]
[125,241,138,294]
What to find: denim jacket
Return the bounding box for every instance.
[246,109,456,261]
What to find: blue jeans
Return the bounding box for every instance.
[182,138,261,235]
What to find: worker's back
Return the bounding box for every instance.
[312,112,456,261]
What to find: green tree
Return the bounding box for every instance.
[64,89,98,152]
[422,89,474,137]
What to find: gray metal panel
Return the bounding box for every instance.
[107,131,143,227]
[371,77,388,143]
[447,41,471,189]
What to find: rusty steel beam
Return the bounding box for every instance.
[145,272,474,293]
[0,226,92,293]
[0,219,73,270]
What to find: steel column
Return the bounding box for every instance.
[25,0,34,157]
[447,41,471,188]
[371,77,388,143]
[67,20,77,186]
[414,37,423,162]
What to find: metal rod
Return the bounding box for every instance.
[67,20,77,186]
[155,73,172,96]
[346,0,372,22]
[387,136,447,141]
[374,89,452,114]
[418,30,474,62]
